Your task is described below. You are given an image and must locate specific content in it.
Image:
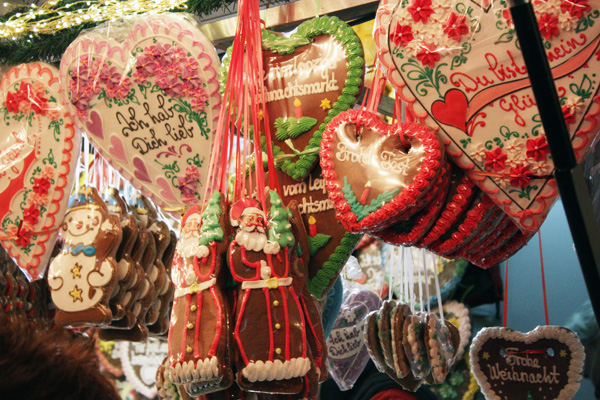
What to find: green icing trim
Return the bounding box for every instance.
[199,191,223,245]
[274,116,318,141]
[308,233,332,257]
[308,231,362,299]
[267,190,296,248]
[221,15,364,181]
[342,177,401,222]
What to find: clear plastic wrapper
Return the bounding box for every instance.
[0,62,81,281]
[59,12,221,211]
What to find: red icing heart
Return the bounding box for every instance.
[431,90,468,133]
[320,109,445,233]
[470,326,585,400]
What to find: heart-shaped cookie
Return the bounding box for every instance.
[120,338,169,399]
[375,0,600,232]
[0,62,81,280]
[433,300,472,364]
[470,326,585,400]
[60,13,220,210]
[258,16,364,181]
[326,288,381,391]
[320,109,445,233]
[276,165,362,299]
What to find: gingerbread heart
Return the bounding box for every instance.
[59,13,220,210]
[0,62,81,281]
[320,109,445,233]
[255,16,364,182]
[470,326,585,400]
[375,0,600,232]
[120,338,169,399]
[276,165,362,298]
[326,288,381,391]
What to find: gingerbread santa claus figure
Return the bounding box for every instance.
[228,191,312,394]
[168,191,232,396]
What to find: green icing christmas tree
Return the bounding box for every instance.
[268,190,295,248]
[526,392,534,400]
[308,234,331,257]
[199,191,224,246]
[274,116,318,141]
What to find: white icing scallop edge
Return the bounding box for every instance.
[435,300,472,362]
[120,342,157,399]
[469,325,585,400]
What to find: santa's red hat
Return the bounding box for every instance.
[181,205,201,227]
[230,198,264,226]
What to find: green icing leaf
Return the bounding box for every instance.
[342,177,400,222]
[288,116,318,139]
[308,233,332,257]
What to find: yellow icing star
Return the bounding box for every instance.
[560,349,567,357]
[71,263,82,279]
[99,340,116,354]
[320,98,331,110]
[69,285,83,302]
[482,352,490,360]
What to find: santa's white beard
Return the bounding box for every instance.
[235,230,269,253]
[176,234,200,259]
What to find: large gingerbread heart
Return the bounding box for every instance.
[375,0,600,232]
[276,165,362,299]
[0,62,81,281]
[470,326,585,400]
[320,109,445,233]
[258,16,365,181]
[60,13,220,210]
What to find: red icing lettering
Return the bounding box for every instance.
[450,72,495,93]
[547,34,587,62]
[499,93,537,126]
[486,50,528,81]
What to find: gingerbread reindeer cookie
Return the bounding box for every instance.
[168,191,233,396]
[47,186,122,327]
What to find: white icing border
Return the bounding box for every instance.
[469,325,585,400]
[120,342,157,399]
[242,357,311,382]
[169,356,220,384]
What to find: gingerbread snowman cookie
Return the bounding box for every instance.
[47,186,122,327]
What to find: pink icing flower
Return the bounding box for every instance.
[408,0,434,23]
[5,224,19,237]
[76,109,88,121]
[560,0,590,17]
[182,68,202,89]
[18,100,32,114]
[41,166,54,180]
[484,147,507,172]
[132,71,147,85]
[32,82,46,97]
[136,53,158,75]
[390,24,414,47]
[443,12,469,41]
[28,192,49,207]
[183,57,199,72]
[526,137,549,161]
[509,165,534,188]
[153,43,174,63]
[538,13,560,39]
[165,62,183,77]
[416,43,441,68]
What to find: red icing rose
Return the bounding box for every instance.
[15,224,31,248]
[416,43,441,68]
[408,0,434,23]
[484,148,507,172]
[560,0,590,18]
[443,12,469,41]
[509,165,534,188]
[32,177,51,195]
[391,23,414,47]
[562,105,576,125]
[23,205,40,226]
[5,92,19,113]
[538,13,560,39]
[526,136,550,161]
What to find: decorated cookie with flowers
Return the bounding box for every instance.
[0,62,81,280]
[60,13,220,210]
[375,0,600,232]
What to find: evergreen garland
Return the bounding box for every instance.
[0,0,252,66]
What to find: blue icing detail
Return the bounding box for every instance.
[322,277,344,339]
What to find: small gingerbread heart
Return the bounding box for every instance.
[320,109,445,233]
